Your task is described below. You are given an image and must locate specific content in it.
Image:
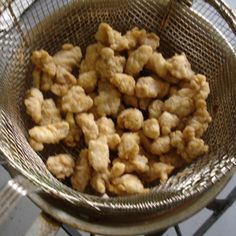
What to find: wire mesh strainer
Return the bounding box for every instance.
[0,0,236,219]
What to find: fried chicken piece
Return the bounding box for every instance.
[135,76,168,98]
[148,99,164,119]
[118,132,140,160]
[170,126,209,162]
[145,52,168,78]
[61,86,93,113]
[53,44,82,72]
[110,73,136,96]
[160,150,186,168]
[109,174,148,195]
[125,45,153,76]
[131,154,149,172]
[186,99,212,137]
[54,66,77,85]
[41,72,54,91]
[76,113,99,142]
[40,99,61,125]
[112,154,149,174]
[96,116,115,134]
[51,83,70,96]
[95,47,126,80]
[113,154,149,174]
[29,121,69,145]
[46,154,75,179]
[110,162,126,178]
[94,82,121,116]
[117,108,144,131]
[90,171,110,194]
[24,88,44,124]
[143,162,174,183]
[164,94,195,117]
[88,136,110,172]
[95,22,129,51]
[78,71,98,93]
[96,117,121,150]
[143,118,160,139]
[159,111,179,135]
[31,50,57,76]
[166,53,194,80]
[50,66,77,96]
[29,138,44,151]
[138,130,152,152]
[150,136,171,155]
[125,27,160,50]
[64,112,82,147]
[71,149,92,192]
[80,43,104,73]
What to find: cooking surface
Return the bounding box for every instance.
[0,0,235,235]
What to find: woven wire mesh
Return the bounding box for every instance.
[0,0,236,218]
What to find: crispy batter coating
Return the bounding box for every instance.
[146,52,168,78]
[117,108,143,131]
[96,47,126,80]
[125,45,153,76]
[46,154,75,179]
[109,174,148,195]
[135,76,168,98]
[95,22,129,51]
[110,73,136,96]
[40,99,61,125]
[76,113,99,142]
[24,88,44,124]
[111,162,126,178]
[90,171,110,194]
[94,82,121,116]
[143,118,160,139]
[166,53,194,80]
[53,44,82,72]
[96,117,121,149]
[71,149,91,192]
[62,86,93,113]
[118,132,140,160]
[125,27,160,50]
[160,150,186,168]
[78,71,98,93]
[150,136,171,155]
[148,99,164,119]
[80,43,104,73]
[31,50,56,76]
[41,72,54,91]
[64,112,82,147]
[170,126,209,162]
[143,162,174,183]
[29,138,44,151]
[139,98,152,110]
[29,121,69,145]
[88,136,110,173]
[159,111,179,135]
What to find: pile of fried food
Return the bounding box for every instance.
[24,23,212,196]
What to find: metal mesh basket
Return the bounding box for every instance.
[0,0,236,219]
